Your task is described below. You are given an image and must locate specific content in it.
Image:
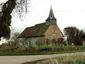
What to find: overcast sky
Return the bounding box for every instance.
[1,0,85,32]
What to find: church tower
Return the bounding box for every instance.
[46,6,57,25]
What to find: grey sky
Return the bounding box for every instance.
[1,0,85,32]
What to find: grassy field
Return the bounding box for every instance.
[0,45,85,55]
[22,55,85,64]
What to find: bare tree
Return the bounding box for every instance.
[11,32,20,40]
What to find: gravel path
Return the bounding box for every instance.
[0,52,85,64]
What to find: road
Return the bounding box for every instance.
[0,52,85,64]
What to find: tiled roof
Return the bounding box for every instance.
[19,23,50,38]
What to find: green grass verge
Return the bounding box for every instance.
[0,45,85,55]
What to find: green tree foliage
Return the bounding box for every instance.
[64,26,85,45]
[0,0,30,40]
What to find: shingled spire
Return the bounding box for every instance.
[46,6,57,25]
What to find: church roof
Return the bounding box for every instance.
[19,7,63,38]
[46,6,56,21]
[19,23,50,38]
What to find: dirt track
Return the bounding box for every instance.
[0,52,85,64]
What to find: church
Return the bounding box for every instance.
[19,7,63,46]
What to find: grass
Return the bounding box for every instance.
[57,55,85,64]
[22,55,85,64]
[0,45,85,55]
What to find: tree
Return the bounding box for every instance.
[0,0,30,40]
[64,26,85,45]
[8,32,20,47]
[11,32,20,40]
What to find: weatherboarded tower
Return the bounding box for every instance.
[19,7,63,46]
